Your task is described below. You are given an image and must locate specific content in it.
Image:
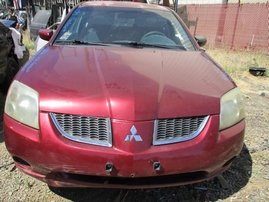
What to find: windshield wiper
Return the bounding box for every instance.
[109,41,184,49]
[54,40,185,50]
[54,39,109,46]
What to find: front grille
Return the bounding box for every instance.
[50,113,112,147]
[153,116,209,145]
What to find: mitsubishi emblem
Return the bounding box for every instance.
[124,125,143,142]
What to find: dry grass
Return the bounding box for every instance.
[206,47,269,77]
[23,34,34,49]
[22,31,35,56]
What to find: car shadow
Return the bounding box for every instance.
[49,144,252,202]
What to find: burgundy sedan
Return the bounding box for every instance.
[4,1,245,189]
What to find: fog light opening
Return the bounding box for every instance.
[13,156,31,166]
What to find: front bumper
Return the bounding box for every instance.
[4,113,245,188]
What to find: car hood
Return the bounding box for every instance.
[0,20,16,28]
[18,46,235,120]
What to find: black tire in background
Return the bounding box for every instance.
[3,57,19,93]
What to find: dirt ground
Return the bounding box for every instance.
[0,67,268,201]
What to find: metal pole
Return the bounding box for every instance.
[174,0,178,12]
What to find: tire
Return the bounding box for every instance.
[3,57,19,92]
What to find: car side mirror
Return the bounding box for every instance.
[39,28,53,41]
[195,36,207,47]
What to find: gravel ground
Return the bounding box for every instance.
[0,70,268,202]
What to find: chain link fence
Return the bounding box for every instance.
[178,3,269,54]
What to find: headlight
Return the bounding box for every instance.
[5,80,39,129]
[220,87,245,130]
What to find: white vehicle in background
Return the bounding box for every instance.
[34,22,60,51]
[33,8,67,51]
[0,19,29,90]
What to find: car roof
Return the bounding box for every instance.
[78,1,170,11]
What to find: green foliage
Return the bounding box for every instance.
[22,32,35,51]
[264,69,269,77]
[25,42,35,50]
[24,179,33,189]
[251,58,259,67]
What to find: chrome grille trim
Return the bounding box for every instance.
[50,113,112,147]
[153,116,209,145]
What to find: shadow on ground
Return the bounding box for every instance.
[49,144,252,202]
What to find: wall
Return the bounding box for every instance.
[178,0,226,4]
[228,0,268,3]
[178,0,268,4]
[178,3,269,53]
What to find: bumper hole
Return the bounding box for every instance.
[13,156,31,166]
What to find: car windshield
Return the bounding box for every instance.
[54,5,195,51]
